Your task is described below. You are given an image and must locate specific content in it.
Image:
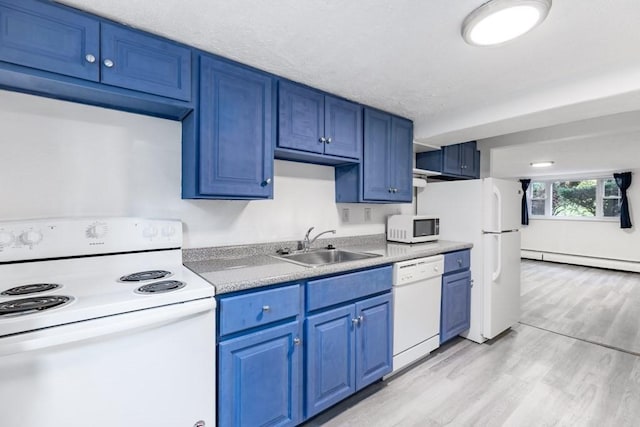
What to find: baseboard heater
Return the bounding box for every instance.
[521,250,640,273]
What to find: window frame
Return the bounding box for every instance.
[527,177,620,221]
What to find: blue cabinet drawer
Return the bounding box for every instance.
[444,250,470,274]
[306,266,392,312]
[219,284,301,336]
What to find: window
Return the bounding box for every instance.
[528,178,621,219]
[530,181,546,215]
[602,178,622,217]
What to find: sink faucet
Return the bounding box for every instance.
[301,227,336,252]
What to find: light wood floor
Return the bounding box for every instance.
[304,260,640,426]
[304,324,640,427]
[521,260,640,355]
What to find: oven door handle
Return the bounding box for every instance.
[0,298,215,357]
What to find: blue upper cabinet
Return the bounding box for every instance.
[324,95,362,159]
[191,55,275,199]
[0,0,191,103]
[340,108,412,203]
[277,81,361,165]
[100,23,191,101]
[416,141,480,180]
[278,81,325,154]
[0,0,100,81]
[362,109,392,201]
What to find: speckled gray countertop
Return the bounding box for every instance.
[184,234,472,294]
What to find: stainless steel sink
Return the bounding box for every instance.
[274,249,382,268]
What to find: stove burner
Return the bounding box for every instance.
[120,270,171,282]
[0,296,73,317]
[136,280,186,294]
[1,283,62,296]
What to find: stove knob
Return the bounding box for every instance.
[20,230,43,246]
[0,231,14,248]
[143,225,158,239]
[161,225,176,237]
[86,222,108,239]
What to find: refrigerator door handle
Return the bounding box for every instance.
[492,234,502,281]
[493,184,503,232]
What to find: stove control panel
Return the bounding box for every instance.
[0,218,183,262]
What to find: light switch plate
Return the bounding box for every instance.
[341,208,350,223]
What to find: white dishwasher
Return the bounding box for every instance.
[391,255,444,374]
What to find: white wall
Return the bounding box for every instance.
[0,90,410,249]
[479,118,640,264]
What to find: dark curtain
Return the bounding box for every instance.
[520,179,531,225]
[614,172,632,229]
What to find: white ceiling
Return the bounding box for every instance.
[57,0,640,145]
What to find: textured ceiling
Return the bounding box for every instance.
[56,0,640,144]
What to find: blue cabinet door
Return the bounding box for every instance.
[440,270,472,344]
[324,95,362,159]
[100,23,191,101]
[305,305,356,418]
[0,0,99,81]
[460,141,477,177]
[442,144,461,176]
[198,55,274,198]
[389,117,413,202]
[355,293,393,389]
[278,81,324,154]
[363,108,392,201]
[219,321,302,427]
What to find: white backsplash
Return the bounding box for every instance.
[0,90,412,248]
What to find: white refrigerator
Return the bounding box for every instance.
[417,178,522,343]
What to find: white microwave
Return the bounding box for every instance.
[386,214,440,244]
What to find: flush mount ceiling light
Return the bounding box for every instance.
[462,0,552,46]
[530,161,554,168]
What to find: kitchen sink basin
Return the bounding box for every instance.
[274,249,382,268]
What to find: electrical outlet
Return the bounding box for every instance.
[341,208,350,223]
[364,208,372,222]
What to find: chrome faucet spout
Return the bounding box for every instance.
[301,227,336,252]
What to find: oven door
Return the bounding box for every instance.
[0,298,215,427]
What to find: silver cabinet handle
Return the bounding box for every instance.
[352,317,359,326]
[393,188,398,193]
[326,137,332,144]
[458,259,463,266]
[85,54,96,63]
[262,305,270,312]
[293,337,301,346]
[103,59,114,68]
[261,178,272,187]
[388,188,393,193]
[319,137,326,144]
[358,315,364,324]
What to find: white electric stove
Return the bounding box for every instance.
[0,217,216,427]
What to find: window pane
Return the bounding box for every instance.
[603,199,621,217]
[604,179,620,198]
[531,182,546,198]
[552,180,596,217]
[531,199,546,215]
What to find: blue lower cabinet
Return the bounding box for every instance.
[305,291,393,419]
[218,321,302,427]
[355,293,393,389]
[440,270,471,344]
[305,305,357,418]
